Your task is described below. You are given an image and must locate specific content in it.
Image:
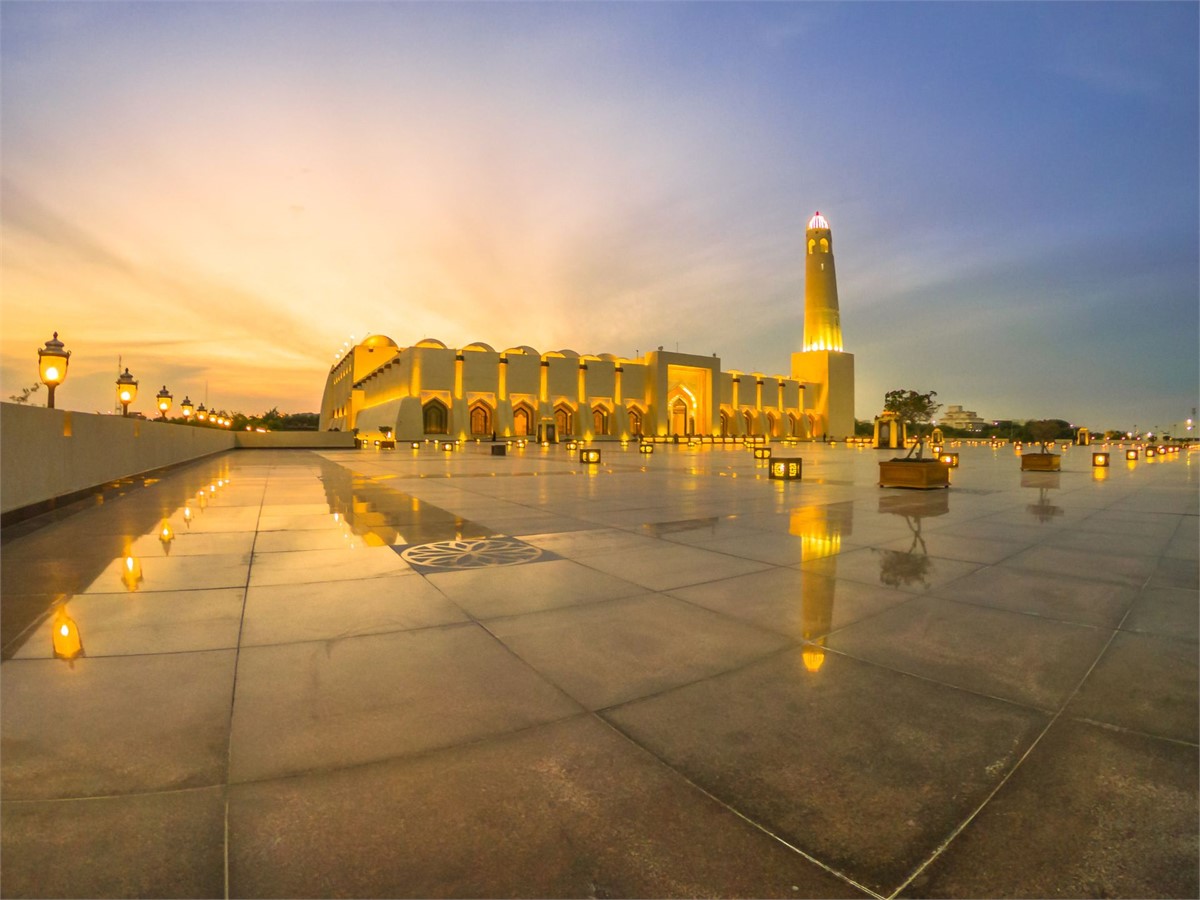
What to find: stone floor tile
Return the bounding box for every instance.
[487,593,792,709]
[1065,630,1199,742]
[666,566,916,640]
[78,551,251,593]
[904,718,1199,899]
[228,716,868,899]
[932,564,1137,628]
[2,650,236,799]
[248,545,410,586]
[1000,544,1157,588]
[241,574,468,646]
[605,649,1049,896]
[9,587,245,658]
[0,787,225,899]
[1121,585,1199,642]
[799,545,983,594]
[424,558,646,618]
[580,543,774,591]
[828,595,1112,709]
[229,624,580,781]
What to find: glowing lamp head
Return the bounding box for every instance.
[115,367,138,413]
[180,397,194,419]
[38,332,71,389]
[156,385,172,416]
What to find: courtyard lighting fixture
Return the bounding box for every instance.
[37,332,70,409]
[115,368,138,416]
[181,397,194,420]
[580,448,601,464]
[1092,452,1110,468]
[940,453,959,468]
[1126,449,1138,461]
[156,386,172,419]
[639,443,654,455]
[754,447,772,460]
[196,404,208,422]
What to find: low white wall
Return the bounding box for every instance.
[234,431,356,450]
[1,405,355,516]
[1,404,237,515]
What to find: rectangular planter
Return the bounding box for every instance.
[878,459,950,489]
[1020,453,1061,471]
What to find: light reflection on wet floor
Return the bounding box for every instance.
[1,443,1196,898]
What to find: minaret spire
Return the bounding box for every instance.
[803,211,843,352]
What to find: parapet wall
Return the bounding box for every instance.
[0,404,354,516]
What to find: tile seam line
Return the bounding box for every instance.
[884,588,1140,899]
[223,464,270,900]
[591,713,883,900]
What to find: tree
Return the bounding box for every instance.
[882,389,941,459]
[8,383,41,404]
[1026,420,1062,454]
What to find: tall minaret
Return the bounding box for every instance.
[802,212,843,352]
[792,211,855,439]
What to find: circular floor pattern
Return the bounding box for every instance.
[400,537,544,571]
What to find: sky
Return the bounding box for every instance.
[2,1,1196,433]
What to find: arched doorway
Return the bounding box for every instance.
[423,399,449,434]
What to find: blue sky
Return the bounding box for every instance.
[2,1,1196,432]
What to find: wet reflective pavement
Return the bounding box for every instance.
[1,443,1196,898]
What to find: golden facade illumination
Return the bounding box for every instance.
[322,213,859,441]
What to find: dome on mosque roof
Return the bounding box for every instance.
[808,211,829,230]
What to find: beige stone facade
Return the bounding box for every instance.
[320,213,856,442]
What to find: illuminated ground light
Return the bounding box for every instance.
[940,453,959,468]
[580,448,601,464]
[769,459,803,480]
[1092,452,1110,467]
[639,443,654,455]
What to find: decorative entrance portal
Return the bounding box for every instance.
[671,398,688,437]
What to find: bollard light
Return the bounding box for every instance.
[1125,449,1138,461]
[1092,452,1110,468]
[753,447,771,460]
[639,443,654,455]
[115,367,138,416]
[940,453,959,468]
[37,332,70,408]
[580,448,601,464]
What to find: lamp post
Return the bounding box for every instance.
[116,367,138,417]
[181,396,194,421]
[196,404,208,423]
[155,385,172,420]
[37,332,70,409]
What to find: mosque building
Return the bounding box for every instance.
[319,212,855,443]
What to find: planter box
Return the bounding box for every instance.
[878,459,950,489]
[1020,453,1061,471]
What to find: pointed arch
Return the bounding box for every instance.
[468,400,493,436]
[554,403,575,436]
[512,401,535,436]
[627,405,644,437]
[423,398,449,434]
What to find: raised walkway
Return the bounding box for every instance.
[2,442,1196,898]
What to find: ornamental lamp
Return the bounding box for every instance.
[115,367,138,416]
[37,332,71,408]
[181,397,194,420]
[156,385,172,419]
[196,404,208,422]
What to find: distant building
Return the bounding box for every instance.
[940,405,987,432]
[320,213,856,442]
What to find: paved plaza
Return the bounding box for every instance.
[1,441,1196,898]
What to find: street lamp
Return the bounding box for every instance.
[155,385,172,420]
[37,332,70,409]
[115,367,138,417]
[196,403,208,423]
[181,396,194,420]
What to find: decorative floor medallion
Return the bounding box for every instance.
[397,536,550,573]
